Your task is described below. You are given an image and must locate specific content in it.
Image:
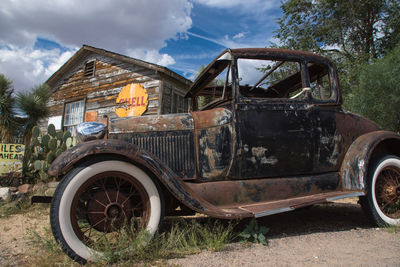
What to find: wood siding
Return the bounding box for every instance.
[49,55,162,119]
[42,51,190,132]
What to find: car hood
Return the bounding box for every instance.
[109,113,194,134]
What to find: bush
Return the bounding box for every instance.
[345,45,400,132]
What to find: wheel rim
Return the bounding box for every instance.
[375,166,400,219]
[70,171,150,247]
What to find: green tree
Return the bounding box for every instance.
[380,1,400,54]
[274,0,400,109]
[0,74,19,142]
[275,0,400,61]
[345,44,400,131]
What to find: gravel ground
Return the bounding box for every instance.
[168,201,400,266]
[168,228,400,266]
[1,200,399,266]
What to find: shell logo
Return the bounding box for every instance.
[115,83,149,117]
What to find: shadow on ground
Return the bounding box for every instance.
[258,202,373,238]
[163,202,374,240]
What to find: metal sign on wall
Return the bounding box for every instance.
[115,83,149,117]
[0,144,24,177]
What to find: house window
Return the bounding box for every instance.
[162,85,172,114]
[64,100,85,135]
[172,92,187,113]
[162,84,189,114]
[84,60,95,77]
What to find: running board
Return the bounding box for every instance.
[235,191,364,218]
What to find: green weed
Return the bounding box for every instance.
[26,225,77,266]
[0,196,31,218]
[26,217,236,266]
[97,218,236,264]
[380,223,400,234]
[238,218,269,245]
[0,195,49,218]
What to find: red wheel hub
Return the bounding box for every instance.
[87,189,133,232]
[376,168,400,219]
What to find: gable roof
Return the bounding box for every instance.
[46,45,192,90]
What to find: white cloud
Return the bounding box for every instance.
[220,34,271,49]
[0,0,192,52]
[0,0,193,92]
[237,58,268,85]
[194,0,279,11]
[126,49,176,66]
[0,46,76,92]
[186,31,257,49]
[187,30,275,50]
[186,32,226,47]
[174,51,220,60]
[233,32,246,39]
[46,50,77,77]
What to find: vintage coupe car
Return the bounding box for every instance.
[48,48,400,263]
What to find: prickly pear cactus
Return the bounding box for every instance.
[27,124,76,182]
[32,126,40,138]
[47,124,56,137]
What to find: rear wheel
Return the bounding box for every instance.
[50,160,163,264]
[360,155,400,226]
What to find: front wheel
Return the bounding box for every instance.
[50,160,164,264]
[360,155,400,226]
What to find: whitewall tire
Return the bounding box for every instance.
[360,155,400,226]
[50,160,163,264]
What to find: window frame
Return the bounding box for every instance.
[234,56,340,105]
[190,60,234,112]
[162,83,190,114]
[172,91,188,113]
[62,98,86,135]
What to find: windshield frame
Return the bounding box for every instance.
[187,50,235,111]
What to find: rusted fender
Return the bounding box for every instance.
[48,139,251,219]
[340,130,400,190]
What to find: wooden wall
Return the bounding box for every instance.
[41,53,190,132]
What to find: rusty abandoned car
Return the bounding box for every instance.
[47,48,400,263]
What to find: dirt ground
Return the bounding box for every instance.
[1,200,399,266]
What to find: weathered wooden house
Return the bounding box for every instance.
[43,45,192,134]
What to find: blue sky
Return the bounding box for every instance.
[0,0,282,93]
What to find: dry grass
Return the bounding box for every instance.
[25,217,237,266]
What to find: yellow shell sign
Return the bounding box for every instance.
[115,83,149,117]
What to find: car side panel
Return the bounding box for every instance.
[192,108,234,180]
[340,131,400,190]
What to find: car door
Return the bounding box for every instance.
[231,57,319,179]
[235,99,315,179]
[307,61,343,173]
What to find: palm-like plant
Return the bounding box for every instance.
[0,74,19,142]
[17,84,51,176]
[17,83,51,146]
